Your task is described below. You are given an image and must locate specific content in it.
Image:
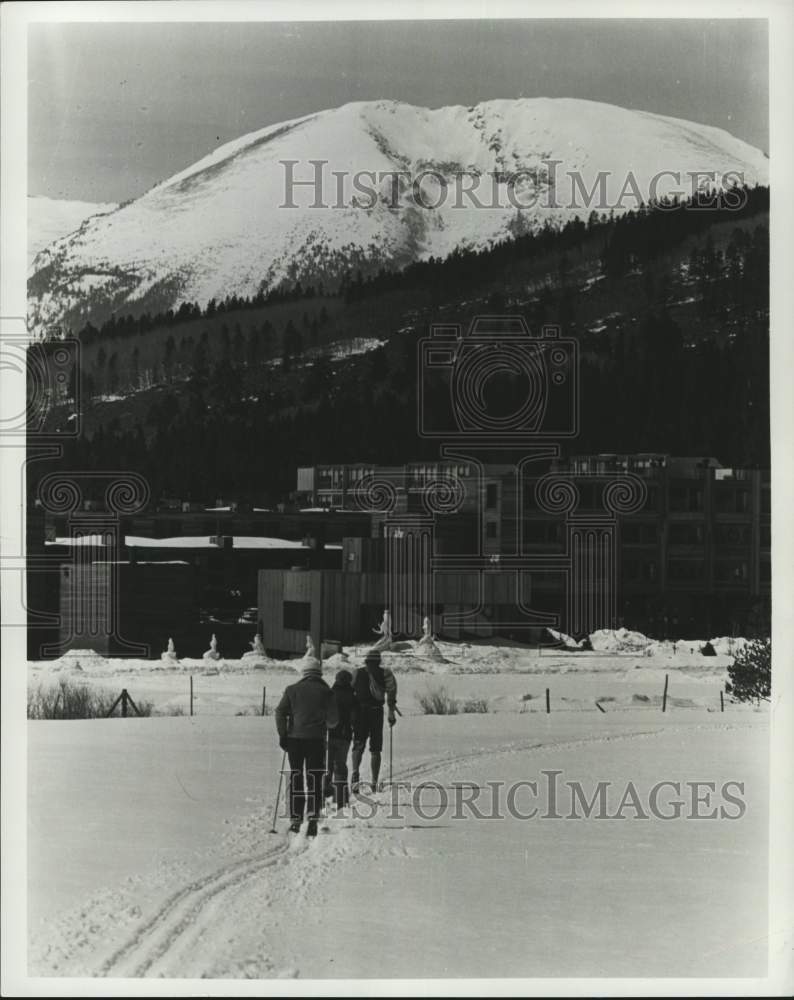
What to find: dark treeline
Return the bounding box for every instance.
[342,185,769,302]
[37,202,769,506]
[61,281,325,348]
[48,185,769,347]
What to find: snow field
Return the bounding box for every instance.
[27,709,768,979]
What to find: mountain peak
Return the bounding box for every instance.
[28,97,768,335]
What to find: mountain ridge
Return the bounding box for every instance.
[28,196,117,271]
[28,98,768,335]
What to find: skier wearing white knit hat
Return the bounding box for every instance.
[275,656,338,836]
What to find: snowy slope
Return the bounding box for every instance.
[24,636,768,979]
[27,713,768,978]
[27,196,117,270]
[28,98,768,334]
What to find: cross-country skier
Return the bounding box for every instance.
[351,650,397,793]
[275,657,338,836]
[325,668,357,810]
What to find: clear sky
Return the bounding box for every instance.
[28,18,769,204]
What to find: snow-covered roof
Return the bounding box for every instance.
[46,535,106,547]
[47,535,315,550]
[128,535,305,549]
[298,507,362,513]
[87,560,190,566]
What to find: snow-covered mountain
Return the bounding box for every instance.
[28,196,117,271]
[27,98,768,335]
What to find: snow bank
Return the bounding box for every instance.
[28,630,754,694]
[589,627,655,652]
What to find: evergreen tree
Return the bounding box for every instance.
[726,638,771,704]
[107,353,119,394]
[164,335,176,382]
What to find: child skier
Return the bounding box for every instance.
[325,668,357,810]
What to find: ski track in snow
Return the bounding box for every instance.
[35,717,758,980]
[98,842,291,977]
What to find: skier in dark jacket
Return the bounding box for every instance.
[351,650,397,792]
[275,658,338,836]
[324,668,357,810]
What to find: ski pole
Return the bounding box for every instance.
[324,730,331,803]
[388,707,401,785]
[269,749,288,834]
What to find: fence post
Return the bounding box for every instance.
[720,689,724,713]
[262,686,267,717]
[121,689,128,718]
[190,675,194,717]
[545,687,550,714]
[107,691,124,718]
[662,674,669,713]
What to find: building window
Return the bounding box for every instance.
[619,559,656,583]
[524,520,563,546]
[715,488,750,514]
[667,560,704,582]
[623,559,639,581]
[486,484,498,510]
[669,487,703,513]
[714,561,749,584]
[715,523,751,547]
[622,521,658,545]
[283,601,311,631]
[643,486,658,512]
[761,488,771,515]
[669,523,704,546]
